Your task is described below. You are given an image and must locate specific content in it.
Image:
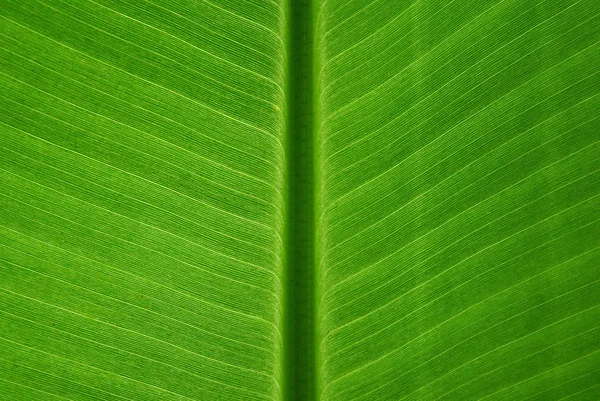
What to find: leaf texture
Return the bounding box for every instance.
[0,0,287,400]
[1,0,600,400]
[316,0,600,400]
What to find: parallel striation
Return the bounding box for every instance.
[316,0,600,399]
[0,0,287,399]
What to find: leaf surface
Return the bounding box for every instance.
[316,0,600,400]
[1,0,600,400]
[0,0,286,400]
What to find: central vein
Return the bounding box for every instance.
[283,0,317,399]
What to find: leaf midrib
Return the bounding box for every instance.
[283,0,318,400]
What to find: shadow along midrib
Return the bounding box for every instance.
[283,0,316,399]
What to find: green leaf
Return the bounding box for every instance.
[316,1,600,399]
[1,0,599,400]
[0,0,286,399]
